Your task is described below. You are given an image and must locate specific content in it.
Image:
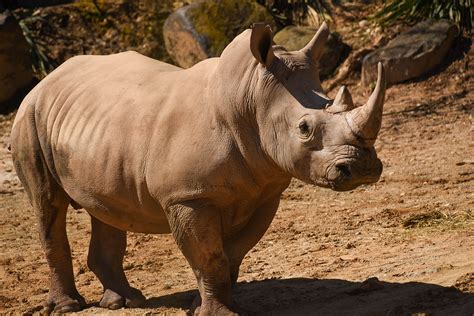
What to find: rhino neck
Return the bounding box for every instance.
[210,61,291,187]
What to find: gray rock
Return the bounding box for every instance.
[0,10,33,104]
[163,0,275,68]
[273,26,349,79]
[362,19,458,86]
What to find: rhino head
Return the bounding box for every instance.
[217,23,385,192]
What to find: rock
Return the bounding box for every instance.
[358,19,368,28]
[361,19,458,86]
[273,26,349,78]
[163,0,275,68]
[0,10,33,104]
[324,47,373,92]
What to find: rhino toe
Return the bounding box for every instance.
[99,288,146,309]
[54,302,82,313]
[44,294,85,314]
[100,289,125,309]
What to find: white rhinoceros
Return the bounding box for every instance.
[10,23,385,315]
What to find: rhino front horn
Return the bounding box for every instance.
[346,62,386,143]
[301,22,329,63]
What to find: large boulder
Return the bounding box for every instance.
[0,10,33,104]
[361,19,458,86]
[273,25,349,79]
[163,0,275,68]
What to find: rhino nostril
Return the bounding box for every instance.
[336,164,351,179]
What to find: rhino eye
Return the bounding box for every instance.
[298,121,311,136]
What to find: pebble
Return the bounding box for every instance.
[359,19,369,27]
[345,242,355,249]
[342,254,358,260]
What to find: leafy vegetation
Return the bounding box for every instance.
[257,0,331,27]
[373,0,473,33]
[17,15,57,78]
[12,0,177,78]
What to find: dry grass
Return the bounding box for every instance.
[402,210,473,229]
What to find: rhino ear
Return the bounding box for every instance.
[250,23,275,67]
[301,22,329,63]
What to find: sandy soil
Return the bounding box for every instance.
[1,18,474,316]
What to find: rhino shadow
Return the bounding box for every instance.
[142,277,474,315]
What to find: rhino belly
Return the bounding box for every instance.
[67,186,171,234]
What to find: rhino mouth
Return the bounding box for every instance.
[318,158,383,192]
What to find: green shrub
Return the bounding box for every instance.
[17,16,57,78]
[373,0,473,34]
[257,0,331,27]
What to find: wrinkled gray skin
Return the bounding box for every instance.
[10,23,385,315]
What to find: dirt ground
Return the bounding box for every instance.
[1,13,474,316]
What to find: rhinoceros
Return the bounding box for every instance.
[10,22,385,314]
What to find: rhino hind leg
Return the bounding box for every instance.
[33,190,85,313]
[87,216,146,309]
[39,195,86,313]
[11,114,85,313]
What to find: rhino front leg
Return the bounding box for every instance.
[225,197,281,287]
[87,216,146,309]
[167,203,237,316]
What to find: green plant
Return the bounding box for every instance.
[257,0,331,27]
[373,0,473,34]
[17,16,57,78]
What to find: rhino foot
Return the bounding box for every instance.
[44,292,86,314]
[193,298,242,316]
[99,289,124,310]
[194,304,239,316]
[99,288,146,310]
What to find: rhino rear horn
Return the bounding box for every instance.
[250,23,275,66]
[345,62,386,144]
[301,22,329,63]
[326,86,355,113]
